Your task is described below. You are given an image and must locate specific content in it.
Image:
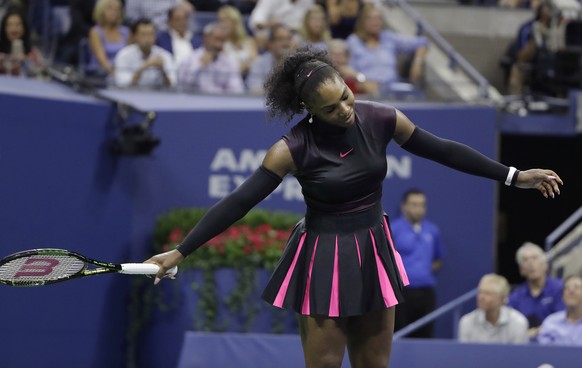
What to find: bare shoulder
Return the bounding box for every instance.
[262,139,296,177]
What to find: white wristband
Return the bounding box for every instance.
[505,166,517,186]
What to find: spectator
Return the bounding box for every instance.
[217,5,258,79]
[246,23,295,95]
[156,4,202,67]
[56,0,97,65]
[177,22,244,94]
[297,4,331,51]
[538,275,582,346]
[328,38,379,96]
[346,4,428,94]
[114,19,176,88]
[392,189,444,338]
[0,8,44,77]
[87,0,129,78]
[248,0,314,49]
[326,0,363,40]
[125,0,194,32]
[507,0,552,95]
[508,242,565,339]
[459,274,529,344]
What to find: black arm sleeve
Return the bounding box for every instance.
[401,127,509,181]
[176,166,283,257]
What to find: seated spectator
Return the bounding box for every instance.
[125,0,194,32]
[217,5,258,79]
[459,274,529,344]
[156,4,202,67]
[326,0,364,40]
[346,4,428,95]
[538,275,582,346]
[0,8,44,77]
[297,4,331,51]
[114,19,176,88]
[328,38,379,96]
[248,0,314,50]
[506,1,552,95]
[87,0,129,78]
[56,0,97,65]
[246,23,295,95]
[508,242,565,339]
[177,22,244,94]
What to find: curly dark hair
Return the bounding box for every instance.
[264,46,340,124]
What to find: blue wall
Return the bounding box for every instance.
[0,80,497,367]
[177,332,582,368]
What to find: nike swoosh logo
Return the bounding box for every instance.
[339,148,353,158]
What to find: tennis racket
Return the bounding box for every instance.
[0,248,177,287]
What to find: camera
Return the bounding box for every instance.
[110,111,160,156]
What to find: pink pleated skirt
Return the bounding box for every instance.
[261,202,409,317]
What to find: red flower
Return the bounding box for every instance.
[168,228,185,243]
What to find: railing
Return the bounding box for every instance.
[385,0,491,99]
[545,206,582,251]
[393,287,478,339]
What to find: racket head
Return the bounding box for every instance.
[0,248,89,287]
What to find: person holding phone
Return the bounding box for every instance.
[0,8,44,77]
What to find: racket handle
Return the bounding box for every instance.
[120,263,178,277]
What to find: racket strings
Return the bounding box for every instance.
[0,254,86,282]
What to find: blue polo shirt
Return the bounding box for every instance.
[390,217,444,288]
[508,276,565,328]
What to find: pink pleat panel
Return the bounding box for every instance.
[301,235,320,315]
[369,229,398,307]
[383,218,409,286]
[273,232,307,308]
[328,236,340,317]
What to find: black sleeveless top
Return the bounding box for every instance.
[283,101,397,214]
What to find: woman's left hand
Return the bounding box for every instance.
[514,169,563,198]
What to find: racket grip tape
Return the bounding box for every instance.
[120,263,178,277]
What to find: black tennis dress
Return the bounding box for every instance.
[261,100,409,317]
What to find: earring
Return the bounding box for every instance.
[308,114,313,124]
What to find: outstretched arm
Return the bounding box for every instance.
[145,140,296,283]
[392,109,563,198]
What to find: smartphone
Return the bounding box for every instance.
[11,39,24,58]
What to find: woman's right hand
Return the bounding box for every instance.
[144,249,185,285]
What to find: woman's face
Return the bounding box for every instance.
[308,76,356,128]
[5,14,24,42]
[103,2,121,24]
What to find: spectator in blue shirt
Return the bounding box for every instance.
[538,275,582,346]
[508,242,565,339]
[392,188,444,338]
[346,4,428,96]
